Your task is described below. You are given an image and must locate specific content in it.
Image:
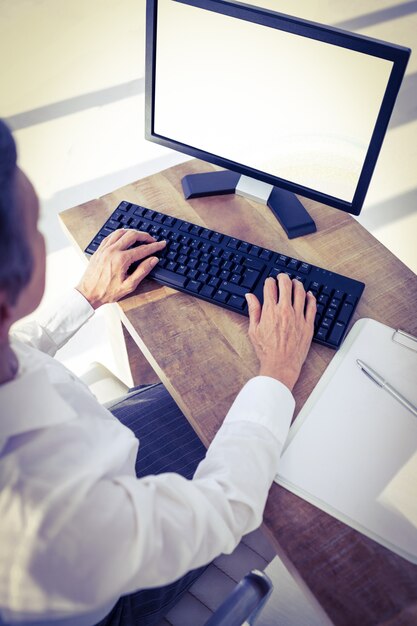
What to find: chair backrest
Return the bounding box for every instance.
[204,569,273,626]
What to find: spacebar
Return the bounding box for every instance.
[149,267,188,288]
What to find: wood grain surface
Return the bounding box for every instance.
[59,159,417,626]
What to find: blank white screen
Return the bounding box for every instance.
[154,0,393,203]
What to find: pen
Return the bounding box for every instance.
[356,359,417,418]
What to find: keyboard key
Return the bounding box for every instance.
[244,257,265,271]
[198,262,209,273]
[241,268,260,290]
[201,228,212,240]
[177,265,187,276]
[210,232,223,243]
[232,264,244,275]
[249,245,261,257]
[208,277,220,289]
[276,254,288,266]
[287,259,299,271]
[191,225,202,236]
[316,327,328,341]
[107,219,120,230]
[230,274,241,284]
[154,213,165,223]
[220,281,248,297]
[118,201,130,211]
[163,216,176,226]
[328,321,346,346]
[338,303,353,324]
[200,242,212,253]
[187,279,202,293]
[144,209,155,220]
[345,293,357,306]
[200,284,215,298]
[187,259,198,270]
[134,206,147,217]
[130,218,141,229]
[150,267,188,288]
[86,243,99,254]
[232,253,244,264]
[269,268,281,278]
[227,238,239,249]
[198,272,209,284]
[187,269,199,280]
[294,275,306,284]
[321,317,332,329]
[166,261,178,272]
[180,222,192,232]
[219,270,231,281]
[214,289,229,303]
[238,242,251,253]
[228,295,246,310]
[260,249,272,260]
[299,262,311,274]
[190,239,201,249]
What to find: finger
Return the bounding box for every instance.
[292,279,306,317]
[99,227,127,249]
[126,256,160,290]
[263,276,278,308]
[304,290,317,325]
[111,229,156,250]
[245,293,261,329]
[276,273,292,307]
[123,239,166,267]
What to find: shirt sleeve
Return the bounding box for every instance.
[11,289,94,356]
[27,377,294,615]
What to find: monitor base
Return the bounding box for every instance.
[181,170,316,239]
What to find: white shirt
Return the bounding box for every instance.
[0,290,295,626]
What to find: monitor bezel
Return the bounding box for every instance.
[145,0,410,215]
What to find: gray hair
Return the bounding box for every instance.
[0,119,33,304]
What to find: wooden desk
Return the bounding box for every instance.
[60,160,417,626]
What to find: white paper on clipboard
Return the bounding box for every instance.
[275,318,417,563]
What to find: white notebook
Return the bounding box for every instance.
[275,318,417,564]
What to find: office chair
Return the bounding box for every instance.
[204,569,273,626]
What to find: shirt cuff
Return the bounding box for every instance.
[37,288,95,349]
[224,376,295,446]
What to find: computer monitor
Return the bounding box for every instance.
[145,0,410,239]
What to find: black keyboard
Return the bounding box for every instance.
[85,201,365,349]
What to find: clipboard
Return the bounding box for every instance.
[275,318,417,564]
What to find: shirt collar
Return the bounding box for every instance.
[0,365,77,440]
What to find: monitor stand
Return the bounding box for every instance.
[182,170,316,239]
